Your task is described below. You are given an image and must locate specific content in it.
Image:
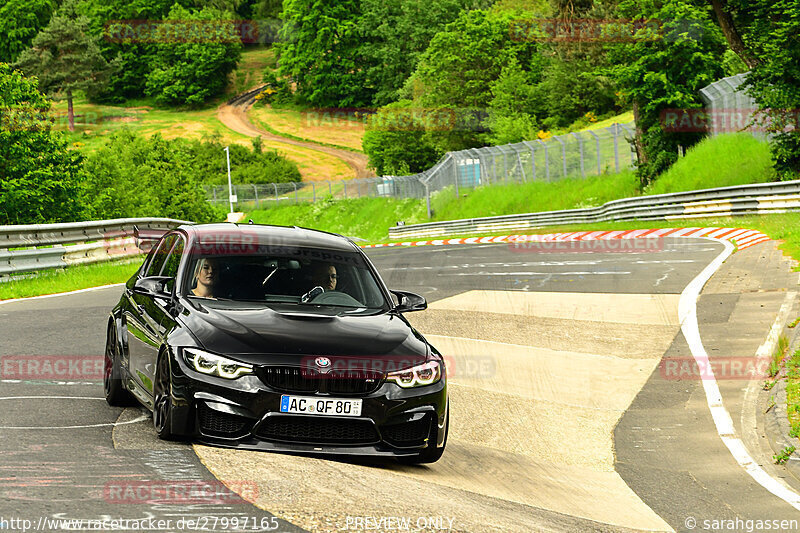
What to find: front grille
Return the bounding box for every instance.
[257,366,383,395]
[256,416,379,445]
[198,404,251,436]
[382,418,430,447]
[327,370,384,394]
[257,366,317,393]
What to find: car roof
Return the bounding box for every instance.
[178,223,358,252]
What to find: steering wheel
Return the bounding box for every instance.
[305,290,364,307]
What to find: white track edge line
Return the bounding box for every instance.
[679,237,800,509]
[0,283,125,305]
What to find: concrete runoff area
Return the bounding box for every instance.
[195,290,679,532]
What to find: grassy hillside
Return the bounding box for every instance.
[48,48,351,181]
[245,133,777,240]
[248,105,366,152]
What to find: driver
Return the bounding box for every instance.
[312,263,337,291]
[192,258,220,298]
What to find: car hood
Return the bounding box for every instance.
[178,299,430,363]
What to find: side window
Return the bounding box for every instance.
[161,238,184,278]
[145,235,176,277]
[160,238,185,292]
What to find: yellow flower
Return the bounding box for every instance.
[537,130,552,139]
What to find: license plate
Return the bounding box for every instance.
[280,395,362,417]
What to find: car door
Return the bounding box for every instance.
[124,234,177,404]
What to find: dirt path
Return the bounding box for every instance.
[217,86,374,179]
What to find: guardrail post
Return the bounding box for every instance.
[312,182,316,203]
[344,181,348,198]
[273,183,278,206]
[253,185,259,209]
[293,182,298,204]
[613,123,620,173]
[328,181,332,196]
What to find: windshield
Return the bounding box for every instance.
[183,245,389,309]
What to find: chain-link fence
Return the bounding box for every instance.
[208,122,637,217]
[206,175,427,211]
[699,72,767,140]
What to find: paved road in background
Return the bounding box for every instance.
[1,238,798,532]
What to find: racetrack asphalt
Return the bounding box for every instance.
[1,238,798,532]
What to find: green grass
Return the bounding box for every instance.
[248,197,427,242]
[430,171,640,220]
[645,133,774,195]
[787,349,800,439]
[0,259,141,301]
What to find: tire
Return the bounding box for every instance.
[153,350,177,440]
[104,323,136,407]
[399,406,449,465]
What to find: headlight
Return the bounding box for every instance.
[386,361,442,388]
[184,348,253,379]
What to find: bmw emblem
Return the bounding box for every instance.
[315,357,332,371]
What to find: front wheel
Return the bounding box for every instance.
[153,351,177,440]
[104,323,136,406]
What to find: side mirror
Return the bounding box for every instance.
[133,276,172,298]
[390,290,427,313]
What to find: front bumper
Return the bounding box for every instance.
[166,349,448,457]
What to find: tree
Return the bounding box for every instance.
[406,10,537,109]
[362,100,442,175]
[277,0,371,107]
[78,0,184,102]
[14,0,116,131]
[0,0,57,63]
[403,9,540,152]
[484,59,543,145]
[708,0,800,178]
[607,0,726,185]
[144,4,242,106]
[0,63,85,224]
[359,0,484,106]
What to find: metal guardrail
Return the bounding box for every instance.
[0,218,190,275]
[388,180,800,239]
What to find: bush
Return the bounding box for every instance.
[82,131,301,221]
[362,100,443,175]
[83,132,221,222]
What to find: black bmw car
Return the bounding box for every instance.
[104,223,448,463]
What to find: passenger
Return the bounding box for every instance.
[192,258,220,298]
